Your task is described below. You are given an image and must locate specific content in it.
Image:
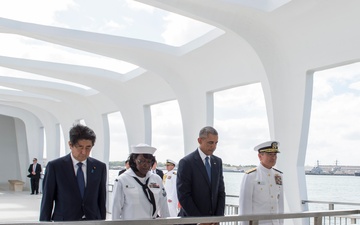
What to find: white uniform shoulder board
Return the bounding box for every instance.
[246,168,257,174]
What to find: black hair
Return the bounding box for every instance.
[151,156,157,167]
[199,126,218,138]
[129,153,154,172]
[69,124,96,146]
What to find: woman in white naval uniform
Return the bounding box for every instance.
[112,144,170,220]
[239,141,284,225]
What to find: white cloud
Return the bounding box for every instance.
[0,0,73,24]
[349,81,360,91]
[306,64,360,166]
[151,101,184,164]
[214,84,269,166]
[125,0,155,13]
[108,112,129,161]
[161,13,214,46]
[102,20,127,32]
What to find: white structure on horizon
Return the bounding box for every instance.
[1,1,360,225]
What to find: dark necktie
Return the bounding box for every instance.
[205,156,211,181]
[133,177,156,217]
[77,162,85,198]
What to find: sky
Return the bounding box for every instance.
[1,1,360,167]
[107,66,360,167]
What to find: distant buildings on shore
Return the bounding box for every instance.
[110,160,360,176]
[305,160,360,176]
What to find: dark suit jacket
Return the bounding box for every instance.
[118,169,126,176]
[40,154,107,221]
[156,168,164,179]
[28,163,42,179]
[177,149,225,217]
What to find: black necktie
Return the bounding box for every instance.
[133,177,156,217]
[77,162,85,198]
[205,156,211,181]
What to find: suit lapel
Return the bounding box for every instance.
[210,156,219,188]
[84,158,92,198]
[64,154,83,198]
[193,150,212,186]
[85,157,97,199]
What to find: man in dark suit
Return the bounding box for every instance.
[28,158,42,195]
[151,157,164,179]
[40,124,107,221]
[177,126,225,225]
[118,159,130,176]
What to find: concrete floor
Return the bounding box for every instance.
[0,184,111,223]
[0,184,42,223]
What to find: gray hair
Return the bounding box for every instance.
[199,126,218,138]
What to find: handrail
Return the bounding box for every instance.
[226,194,239,198]
[1,209,359,225]
[302,200,360,206]
[302,199,360,210]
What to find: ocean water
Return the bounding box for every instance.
[108,170,360,211]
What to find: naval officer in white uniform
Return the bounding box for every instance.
[163,159,179,217]
[111,144,170,220]
[239,141,284,225]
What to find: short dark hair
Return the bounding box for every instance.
[69,124,96,146]
[199,126,218,138]
[129,153,154,172]
[151,156,157,167]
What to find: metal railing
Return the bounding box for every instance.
[302,200,360,225]
[1,210,359,225]
[106,186,360,225]
[302,200,360,211]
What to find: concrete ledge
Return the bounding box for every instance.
[8,179,25,192]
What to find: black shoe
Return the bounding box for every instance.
[31,193,34,195]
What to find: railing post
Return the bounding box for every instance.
[250,220,259,225]
[235,206,239,215]
[351,218,357,224]
[329,203,334,210]
[314,216,322,225]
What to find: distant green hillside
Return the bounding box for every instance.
[109,161,255,170]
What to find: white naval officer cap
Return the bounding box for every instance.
[131,143,157,155]
[166,159,176,166]
[254,141,280,153]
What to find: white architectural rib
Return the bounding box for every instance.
[0,2,360,225]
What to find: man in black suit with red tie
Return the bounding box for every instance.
[177,126,225,225]
[40,124,107,221]
[28,158,42,195]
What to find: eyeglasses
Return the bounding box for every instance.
[136,159,152,165]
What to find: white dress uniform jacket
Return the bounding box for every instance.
[112,168,170,220]
[239,163,284,225]
[163,169,178,217]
